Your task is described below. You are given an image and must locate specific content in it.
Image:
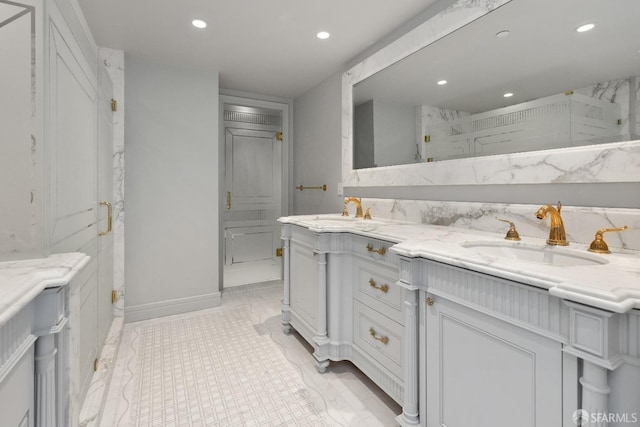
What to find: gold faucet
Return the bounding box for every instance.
[344,197,363,218]
[535,201,569,246]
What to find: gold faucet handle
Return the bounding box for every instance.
[496,218,521,241]
[364,207,372,220]
[342,202,349,217]
[588,226,628,254]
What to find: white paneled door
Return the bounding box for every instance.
[223,105,283,288]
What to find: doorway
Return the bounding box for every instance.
[221,99,288,289]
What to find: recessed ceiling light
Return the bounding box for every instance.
[504,92,514,98]
[576,23,595,33]
[192,19,207,29]
[495,30,510,38]
[317,31,330,40]
[437,80,447,85]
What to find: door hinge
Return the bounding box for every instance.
[94,358,99,372]
[424,134,431,143]
[276,132,283,141]
[111,99,117,112]
[276,248,283,257]
[112,290,118,304]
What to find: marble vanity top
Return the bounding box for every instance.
[279,214,640,313]
[0,253,90,327]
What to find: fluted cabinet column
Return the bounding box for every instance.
[398,288,420,426]
[281,235,291,334]
[34,334,57,427]
[580,362,610,427]
[314,251,330,372]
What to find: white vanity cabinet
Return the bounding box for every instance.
[285,225,320,345]
[423,294,563,427]
[280,221,405,402]
[349,234,405,402]
[401,258,574,427]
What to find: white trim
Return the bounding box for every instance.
[124,292,222,323]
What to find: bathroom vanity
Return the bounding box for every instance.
[0,253,90,427]
[279,214,640,426]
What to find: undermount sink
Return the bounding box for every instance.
[460,241,609,266]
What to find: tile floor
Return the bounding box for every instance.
[100,282,401,426]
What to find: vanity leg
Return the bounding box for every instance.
[313,251,330,372]
[35,334,57,427]
[580,361,610,427]
[281,237,292,334]
[397,288,420,426]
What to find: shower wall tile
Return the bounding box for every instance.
[99,48,125,317]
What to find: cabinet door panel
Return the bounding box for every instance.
[426,296,562,427]
[289,241,317,328]
[0,349,34,427]
[47,20,97,254]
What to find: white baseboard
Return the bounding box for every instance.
[124,292,221,323]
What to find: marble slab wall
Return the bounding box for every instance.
[361,198,640,252]
[576,75,640,139]
[99,48,125,317]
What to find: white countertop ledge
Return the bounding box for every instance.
[279,214,640,313]
[0,253,91,327]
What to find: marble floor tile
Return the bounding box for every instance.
[100,282,401,426]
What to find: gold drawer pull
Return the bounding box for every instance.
[366,243,386,255]
[368,278,389,293]
[369,327,389,345]
[426,297,435,306]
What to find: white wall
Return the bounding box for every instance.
[124,57,220,322]
[292,73,345,215]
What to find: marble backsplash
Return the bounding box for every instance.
[360,198,640,252]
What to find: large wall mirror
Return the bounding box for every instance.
[342,0,640,188]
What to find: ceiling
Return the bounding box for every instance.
[77,0,438,99]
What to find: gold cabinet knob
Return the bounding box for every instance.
[588,226,628,254]
[426,297,435,306]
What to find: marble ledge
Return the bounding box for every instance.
[279,214,640,314]
[0,253,91,327]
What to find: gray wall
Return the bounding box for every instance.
[125,57,220,321]
[292,73,345,215]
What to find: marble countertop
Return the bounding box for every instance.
[279,214,640,313]
[0,253,91,327]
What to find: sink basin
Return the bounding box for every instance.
[460,241,608,266]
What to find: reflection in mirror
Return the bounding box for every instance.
[353,0,640,169]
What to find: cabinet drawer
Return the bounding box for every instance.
[353,300,403,380]
[350,235,397,268]
[353,258,403,324]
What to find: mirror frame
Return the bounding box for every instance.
[342,0,640,189]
